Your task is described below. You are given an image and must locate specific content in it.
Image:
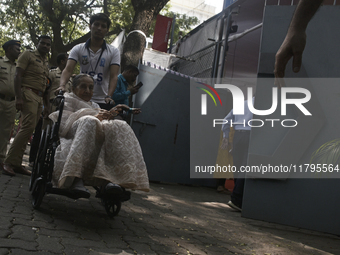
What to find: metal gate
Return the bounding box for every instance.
[131,64,217,186]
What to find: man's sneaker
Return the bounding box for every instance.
[227,200,242,212]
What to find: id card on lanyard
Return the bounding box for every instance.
[87,47,104,80]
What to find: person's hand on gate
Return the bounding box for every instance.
[274,29,307,88]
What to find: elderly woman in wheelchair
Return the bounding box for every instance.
[30,74,149,216]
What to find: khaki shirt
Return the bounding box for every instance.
[0,56,16,97]
[16,49,49,92]
[48,67,72,100]
[49,67,62,100]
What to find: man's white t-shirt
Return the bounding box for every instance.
[68,39,120,103]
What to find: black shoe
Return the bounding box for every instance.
[71,186,91,199]
[105,183,123,195]
[227,200,242,212]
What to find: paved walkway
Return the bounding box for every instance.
[1,148,340,255]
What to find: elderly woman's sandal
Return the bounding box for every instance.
[104,183,123,195]
[70,178,91,198]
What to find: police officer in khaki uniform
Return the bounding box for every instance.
[3,36,51,176]
[0,40,21,174]
[49,53,70,95]
[47,53,70,117]
[28,53,71,166]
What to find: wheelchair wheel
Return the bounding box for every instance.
[31,178,46,209]
[102,199,121,218]
[29,128,47,191]
[30,125,50,209]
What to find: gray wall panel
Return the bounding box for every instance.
[243,5,340,235]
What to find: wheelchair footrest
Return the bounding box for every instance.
[48,186,90,200]
[95,190,131,202]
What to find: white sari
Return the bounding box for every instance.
[49,92,149,191]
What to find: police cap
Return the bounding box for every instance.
[2,40,21,51]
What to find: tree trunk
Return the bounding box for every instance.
[121,0,170,71]
[121,32,146,71]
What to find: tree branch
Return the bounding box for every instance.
[19,0,39,45]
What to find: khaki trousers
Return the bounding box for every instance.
[0,99,16,163]
[5,88,43,167]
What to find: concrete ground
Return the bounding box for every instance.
[1,146,340,255]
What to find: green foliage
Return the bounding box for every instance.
[108,0,134,31]
[0,0,101,54]
[0,0,195,60]
[172,12,199,42]
[310,139,340,165]
[11,113,21,138]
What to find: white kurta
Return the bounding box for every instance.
[49,92,149,191]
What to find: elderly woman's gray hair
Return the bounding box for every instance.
[72,74,94,90]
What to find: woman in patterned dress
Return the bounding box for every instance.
[49,74,149,198]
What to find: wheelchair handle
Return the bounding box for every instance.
[56,90,65,99]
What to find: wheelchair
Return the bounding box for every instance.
[29,93,131,217]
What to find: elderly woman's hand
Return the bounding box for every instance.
[95,109,113,121]
[110,104,141,115]
[112,104,130,112]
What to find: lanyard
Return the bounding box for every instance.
[87,46,104,74]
